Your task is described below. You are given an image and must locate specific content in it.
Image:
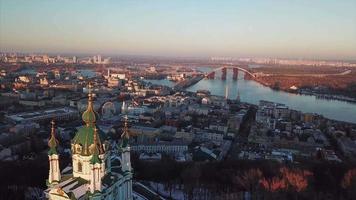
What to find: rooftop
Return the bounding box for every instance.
[6,107,77,122]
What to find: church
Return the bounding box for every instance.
[45,85,133,200]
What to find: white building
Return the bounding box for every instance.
[188,105,209,115]
[131,141,188,156]
[195,130,224,144]
[274,105,290,119]
[107,77,122,88]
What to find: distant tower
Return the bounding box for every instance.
[98,55,102,63]
[225,85,229,99]
[121,101,128,114]
[72,56,77,63]
[47,120,61,185]
[236,90,241,102]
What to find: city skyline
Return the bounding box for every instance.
[1,1,356,199]
[1,0,356,60]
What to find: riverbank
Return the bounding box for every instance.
[253,77,356,104]
[173,74,205,90]
[145,70,356,123]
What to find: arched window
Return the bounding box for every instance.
[78,161,82,172]
[76,144,82,154]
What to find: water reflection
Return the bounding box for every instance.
[188,68,356,123]
[146,66,356,123]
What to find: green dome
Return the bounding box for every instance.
[48,120,59,155]
[81,90,97,125]
[82,108,97,124]
[48,137,59,155]
[72,85,105,156]
[72,125,105,156]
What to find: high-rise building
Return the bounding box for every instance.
[97,55,102,64]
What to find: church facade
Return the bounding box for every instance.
[45,86,133,200]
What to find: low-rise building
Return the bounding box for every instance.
[131,140,188,156]
[5,107,78,124]
[337,137,356,158]
[188,105,209,115]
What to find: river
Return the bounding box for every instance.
[145,66,356,123]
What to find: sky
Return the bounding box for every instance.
[0,0,355,60]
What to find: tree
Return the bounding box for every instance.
[341,168,356,198]
[234,169,263,198]
[181,164,201,199]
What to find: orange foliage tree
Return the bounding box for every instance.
[259,167,312,193]
[280,167,312,192]
[341,168,356,188]
[234,169,263,191]
[260,177,287,192]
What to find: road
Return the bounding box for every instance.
[225,106,257,160]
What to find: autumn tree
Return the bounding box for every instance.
[234,168,262,198]
[341,168,356,198]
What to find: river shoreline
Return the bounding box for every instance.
[252,78,356,104]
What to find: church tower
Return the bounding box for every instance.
[121,116,132,173]
[45,82,133,200]
[89,127,103,194]
[119,115,133,199]
[47,120,61,185]
[71,82,107,188]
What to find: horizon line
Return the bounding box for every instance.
[1,50,355,62]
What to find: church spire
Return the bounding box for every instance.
[89,128,103,194]
[122,116,130,139]
[121,115,132,173]
[225,84,229,100]
[48,120,59,155]
[121,116,130,148]
[90,127,102,164]
[47,120,61,185]
[82,82,96,126]
[236,90,241,102]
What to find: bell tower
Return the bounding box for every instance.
[47,120,61,185]
[71,82,106,194]
[120,115,133,199]
[89,127,103,194]
[121,116,132,172]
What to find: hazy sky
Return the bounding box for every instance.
[0,0,355,59]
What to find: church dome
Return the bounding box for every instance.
[82,106,97,124]
[81,92,97,124]
[72,83,104,156]
[72,125,105,155]
[48,120,59,155]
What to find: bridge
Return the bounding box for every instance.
[205,66,256,80]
